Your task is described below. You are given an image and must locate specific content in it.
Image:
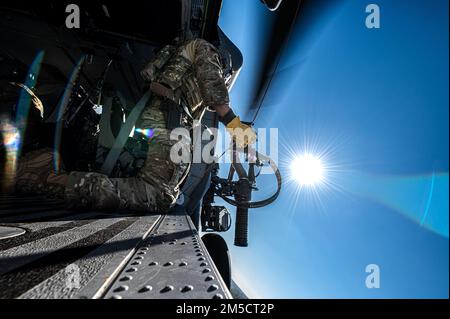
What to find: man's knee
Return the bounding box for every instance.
[113,178,159,212]
[65,172,121,210]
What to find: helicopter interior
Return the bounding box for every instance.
[0,0,245,226]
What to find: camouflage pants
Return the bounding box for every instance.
[16,97,191,212]
[65,97,191,212]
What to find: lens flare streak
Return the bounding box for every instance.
[53,55,86,173]
[1,120,20,192]
[135,128,155,139]
[14,50,45,157]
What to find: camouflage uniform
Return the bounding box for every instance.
[61,38,230,212]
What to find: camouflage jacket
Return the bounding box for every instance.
[141,38,230,119]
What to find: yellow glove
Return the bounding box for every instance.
[226,116,257,148]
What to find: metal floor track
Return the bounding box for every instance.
[0,194,231,299]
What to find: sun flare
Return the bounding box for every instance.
[290,153,325,186]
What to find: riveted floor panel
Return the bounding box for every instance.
[0,195,231,299]
[103,213,232,299]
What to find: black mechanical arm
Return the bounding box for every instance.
[201,145,282,247]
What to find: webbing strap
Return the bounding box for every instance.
[98,96,115,149]
[100,91,152,175]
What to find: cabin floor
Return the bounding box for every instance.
[0,194,231,299]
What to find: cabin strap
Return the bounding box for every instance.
[100,91,152,176]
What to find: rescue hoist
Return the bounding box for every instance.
[201,141,282,247]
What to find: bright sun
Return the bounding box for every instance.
[290,154,325,186]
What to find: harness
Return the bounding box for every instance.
[97,43,199,177]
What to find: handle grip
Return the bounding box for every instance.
[234,178,251,247]
[234,205,249,247]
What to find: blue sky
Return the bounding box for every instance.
[218,0,449,298]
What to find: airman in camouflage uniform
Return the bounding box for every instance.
[15,38,256,212]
